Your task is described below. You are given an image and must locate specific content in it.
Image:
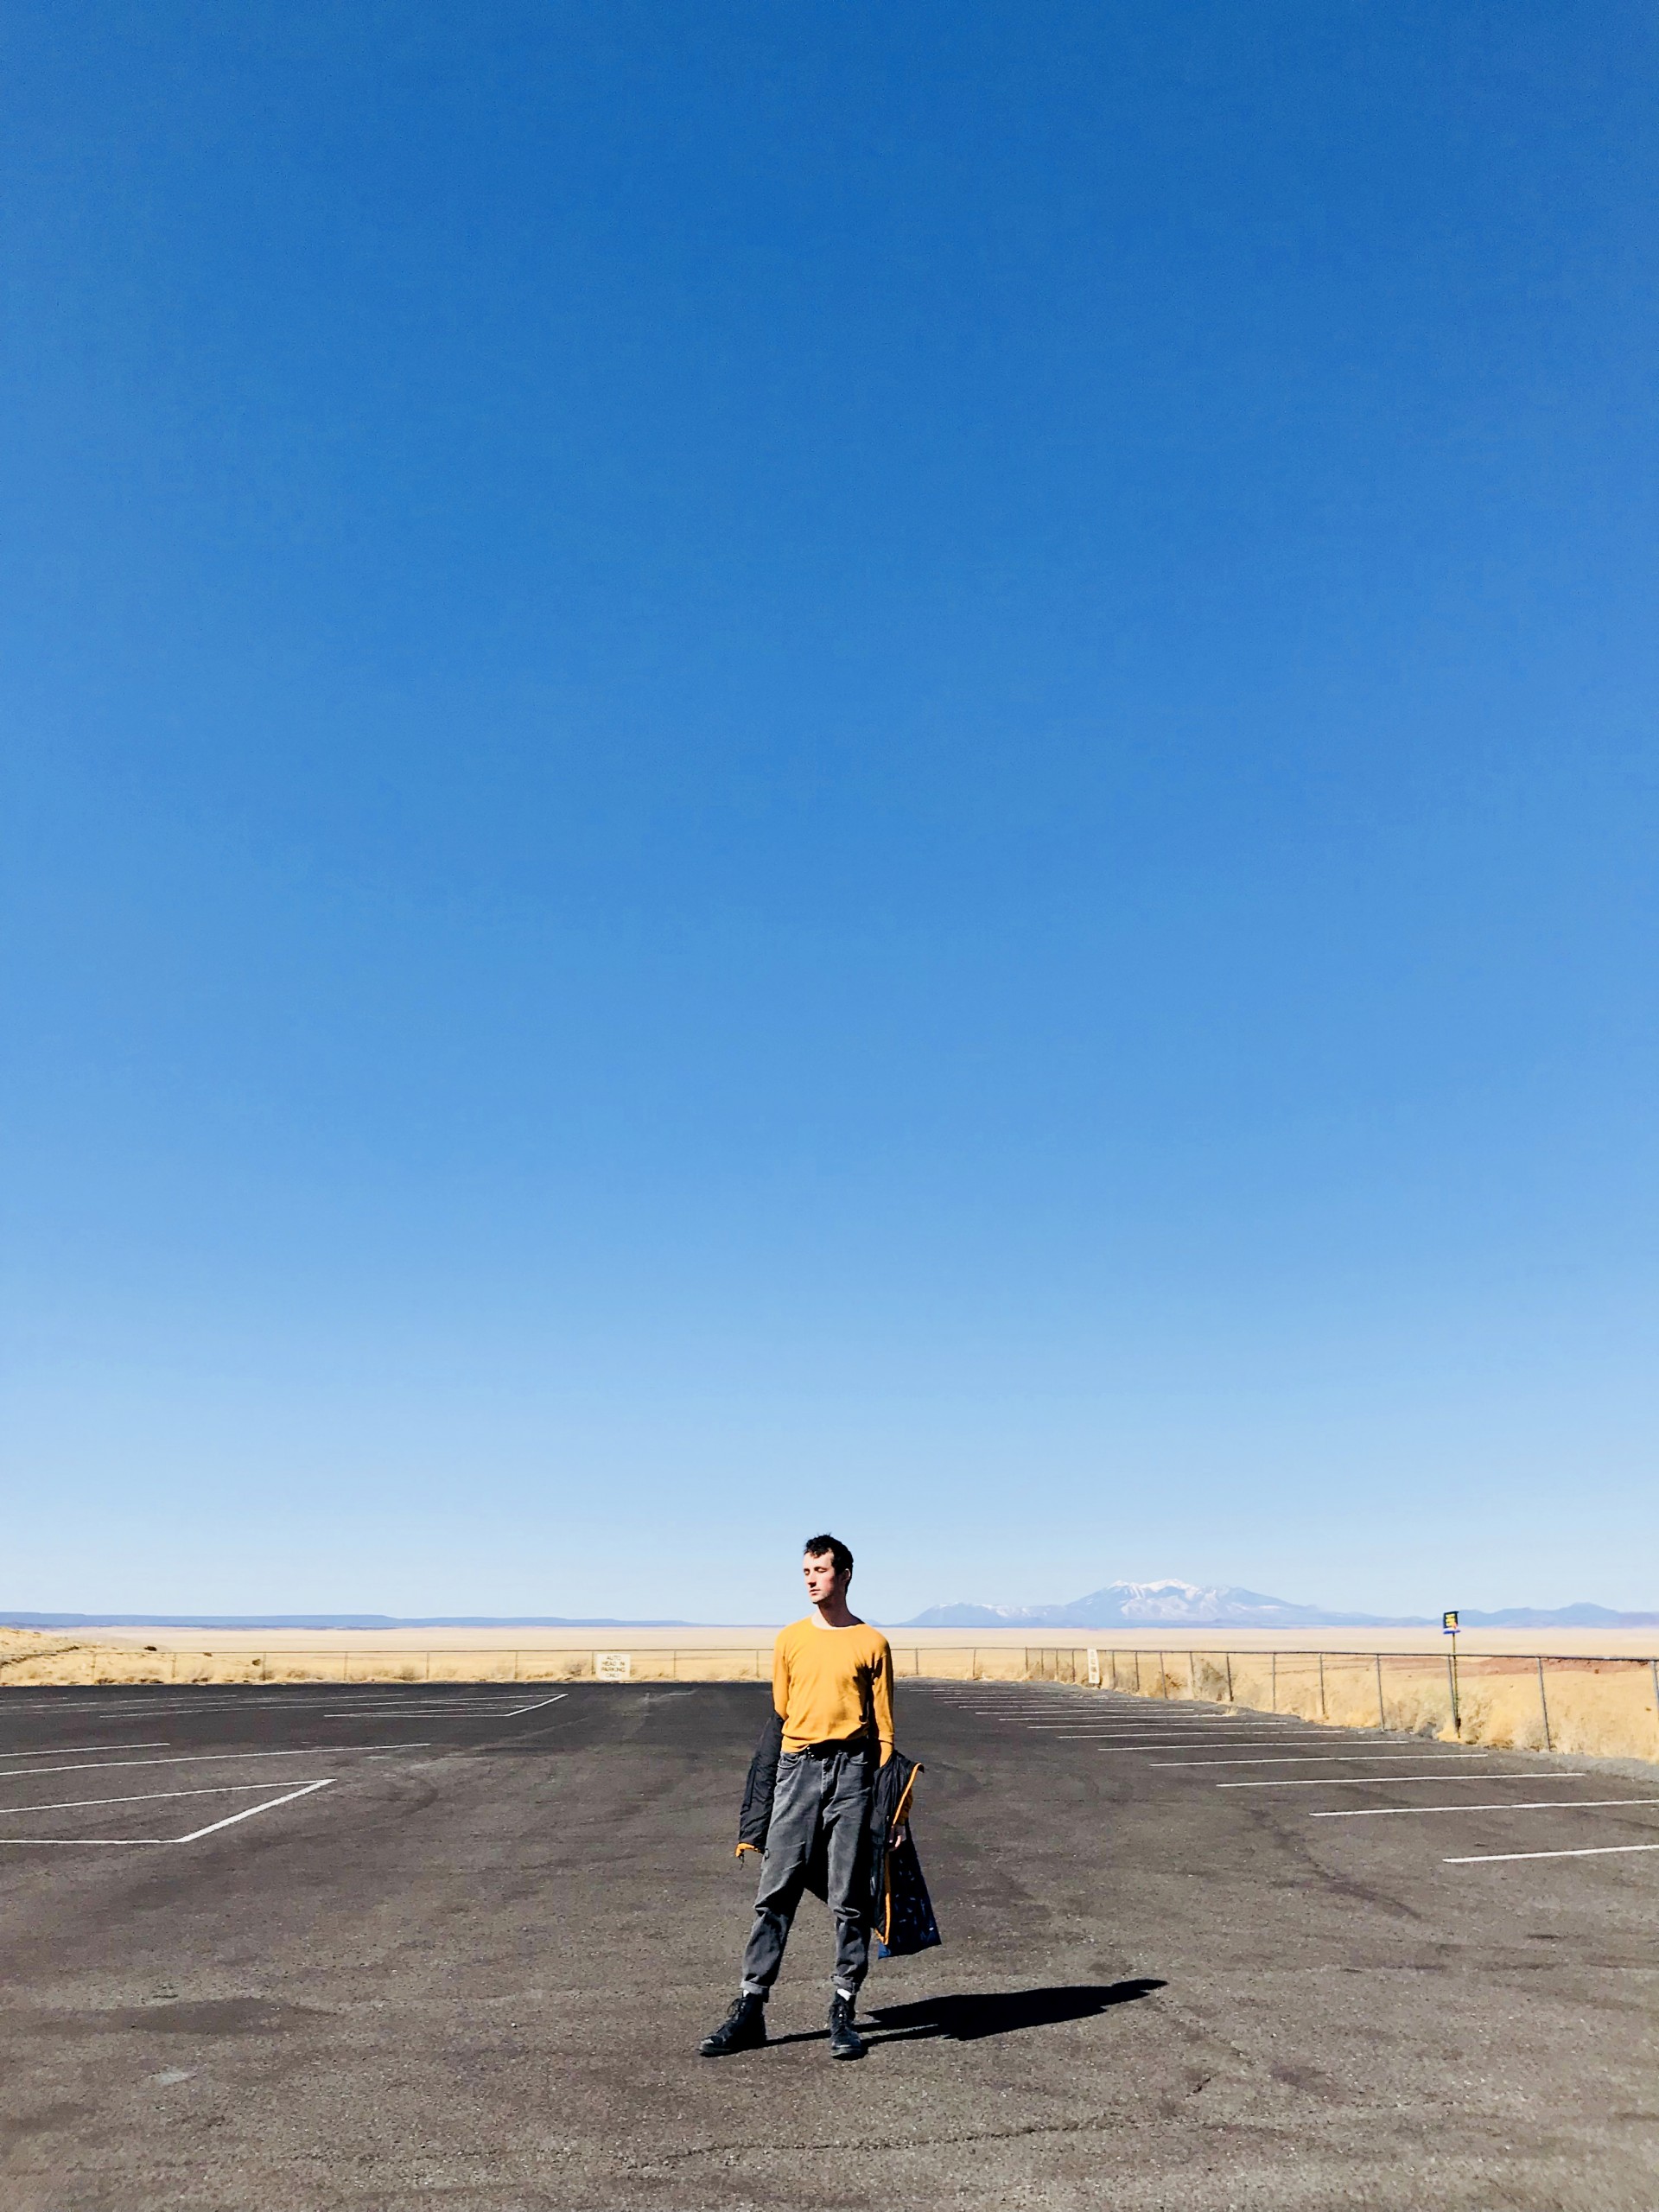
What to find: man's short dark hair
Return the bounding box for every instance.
[804,1533,853,1579]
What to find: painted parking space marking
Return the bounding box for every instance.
[0,1745,432,1782]
[1026,1723,1348,1733]
[1445,1842,1659,1865]
[1152,1751,1502,1769]
[0,1691,548,1717]
[63,1694,520,1709]
[1043,1732,1354,1744]
[960,1710,1333,1729]
[1054,1740,1356,1751]
[1312,1797,1659,1819]
[317,1700,563,1718]
[1219,1771,1581,1789]
[0,1742,169,1759]
[0,1782,330,1815]
[313,1694,561,1707]
[958,1713,1381,1739]
[0,1778,335,1847]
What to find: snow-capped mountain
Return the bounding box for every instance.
[904,1579,1404,1629]
[904,1580,1659,1629]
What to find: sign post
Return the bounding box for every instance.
[1442,1611,1461,1738]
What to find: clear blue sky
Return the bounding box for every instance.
[3,3,1655,1624]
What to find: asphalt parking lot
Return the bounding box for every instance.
[0,1677,1655,2210]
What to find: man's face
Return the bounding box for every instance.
[803,1549,849,1608]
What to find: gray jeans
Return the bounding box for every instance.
[741,1741,874,1997]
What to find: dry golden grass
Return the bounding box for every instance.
[0,1626,196,1685]
[1099,1647,1659,1764]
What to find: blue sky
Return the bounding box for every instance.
[3,3,1656,1624]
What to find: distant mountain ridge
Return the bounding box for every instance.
[1451,1604,1659,1628]
[0,1613,690,1630]
[6,1592,1656,1635]
[903,1580,1659,1630]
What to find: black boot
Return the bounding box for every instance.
[699,1991,767,2056]
[828,1993,866,2060]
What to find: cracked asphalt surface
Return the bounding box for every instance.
[0,1676,1656,2209]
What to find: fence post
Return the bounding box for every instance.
[1157,1650,1167,1697]
[1650,1657,1658,1725]
[1224,1652,1234,1704]
[1188,1651,1198,1700]
[1446,1650,1461,1738]
[1133,1649,1141,1694]
[1318,1654,1326,1719]
[1537,1657,1552,1751]
[1270,1653,1277,1713]
[1375,1653,1384,1728]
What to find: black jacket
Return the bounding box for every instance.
[736,1711,941,1959]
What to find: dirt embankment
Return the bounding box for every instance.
[0,1626,183,1684]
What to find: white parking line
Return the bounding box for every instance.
[1220,1772,1581,1789]
[1445,1842,1659,1865]
[0,1699,241,1714]
[315,1694,546,1705]
[0,1742,169,1759]
[957,1710,1319,1727]
[1313,1797,1659,1819]
[317,1704,544,1718]
[499,1694,568,1717]
[109,1703,518,1722]
[0,1690,385,1705]
[0,1783,324,1815]
[0,1745,431,1781]
[1042,1727,1350,1736]
[1043,1734,1351,1745]
[0,1778,335,1847]
[178,1781,334,1840]
[0,1691,525,1714]
[1058,1742,1357,1752]
[1153,1752,1500,1769]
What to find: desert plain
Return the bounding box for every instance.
[3,1620,1656,1765]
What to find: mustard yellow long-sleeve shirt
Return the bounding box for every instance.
[772,1617,894,1764]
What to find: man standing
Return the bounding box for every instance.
[700,1534,893,2062]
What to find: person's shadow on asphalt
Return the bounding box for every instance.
[765,1980,1164,2049]
[868,1980,1165,2042]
